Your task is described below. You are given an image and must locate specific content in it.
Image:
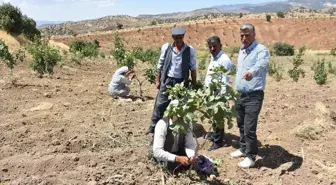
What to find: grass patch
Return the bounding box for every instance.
[294,102,335,140]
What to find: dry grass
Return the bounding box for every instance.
[294,102,335,140]
[0,31,21,52]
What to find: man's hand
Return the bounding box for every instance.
[156,81,160,89]
[242,72,253,81]
[175,156,190,166]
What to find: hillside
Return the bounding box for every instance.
[53,17,336,51]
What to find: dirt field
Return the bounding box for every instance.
[53,17,336,52]
[1,50,336,185]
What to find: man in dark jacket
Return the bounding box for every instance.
[145,26,197,135]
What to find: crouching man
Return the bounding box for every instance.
[152,100,196,171]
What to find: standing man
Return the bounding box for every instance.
[231,23,269,168]
[145,26,197,135]
[204,36,232,151]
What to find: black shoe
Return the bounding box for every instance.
[205,132,215,142]
[145,126,155,135]
[208,142,223,151]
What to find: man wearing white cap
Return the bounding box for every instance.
[108,66,135,98]
[145,26,197,135]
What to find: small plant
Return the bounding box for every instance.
[273,42,295,56]
[266,14,271,22]
[327,61,336,74]
[69,40,99,58]
[0,39,25,84]
[331,45,336,56]
[164,66,239,163]
[111,32,136,69]
[314,59,328,85]
[239,13,243,18]
[165,66,239,134]
[268,60,283,82]
[277,11,285,18]
[288,47,305,82]
[117,22,123,29]
[26,40,63,78]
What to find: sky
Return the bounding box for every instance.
[0,0,285,21]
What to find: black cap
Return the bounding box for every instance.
[171,26,186,35]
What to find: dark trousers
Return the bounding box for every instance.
[235,90,264,161]
[150,77,184,128]
[212,127,224,144]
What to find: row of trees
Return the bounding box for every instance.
[0,2,40,41]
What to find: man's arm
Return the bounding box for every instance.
[247,47,270,78]
[120,76,132,85]
[189,47,197,85]
[152,120,176,162]
[156,43,169,88]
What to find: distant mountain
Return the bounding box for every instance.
[36,21,66,26]
[213,0,336,13]
[137,8,222,19]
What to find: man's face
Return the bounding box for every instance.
[240,29,255,48]
[172,34,184,47]
[208,41,221,57]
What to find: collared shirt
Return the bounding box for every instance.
[204,50,232,94]
[235,41,270,93]
[157,43,197,79]
[152,119,196,162]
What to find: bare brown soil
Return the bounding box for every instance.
[1,54,336,185]
[53,18,336,51]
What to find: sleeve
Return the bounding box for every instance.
[248,47,270,77]
[218,56,232,94]
[152,120,176,162]
[184,129,196,158]
[189,46,197,71]
[157,43,169,72]
[119,76,131,85]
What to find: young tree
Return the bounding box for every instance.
[314,59,328,85]
[26,40,63,78]
[277,11,285,18]
[266,14,271,22]
[0,39,25,84]
[0,3,23,35]
[288,47,305,82]
[164,66,239,154]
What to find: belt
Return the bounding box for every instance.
[238,90,264,97]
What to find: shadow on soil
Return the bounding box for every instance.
[225,133,303,174]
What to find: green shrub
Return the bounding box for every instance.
[266,14,271,22]
[314,59,328,85]
[277,12,285,18]
[111,32,136,69]
[26,41,63,77]
[0,3,23,35]
[268,60,283,82]
[327,61,336,74]
[0,39,25,83]
[69,40,99,58]
[22,15,40,41]
[331,45,336,56]
[273,42,295,56]
[288,47,305,82]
